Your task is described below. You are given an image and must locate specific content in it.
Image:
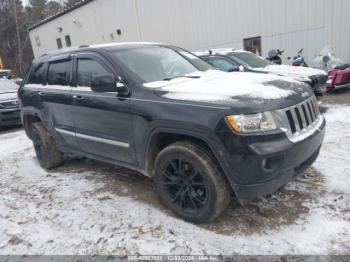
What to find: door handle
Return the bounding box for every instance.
[38,91,46,96]
[73,95,84,101]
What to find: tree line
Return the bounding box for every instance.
[0,0,81,77]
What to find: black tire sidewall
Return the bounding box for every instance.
[31,122,63,169]
[32,124,49,167]
[154,144,219,223]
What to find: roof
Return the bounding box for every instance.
[28,0,95,31]
[34,42,165,63]
[194,48,250,56]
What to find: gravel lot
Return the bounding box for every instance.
[0,92,349,255]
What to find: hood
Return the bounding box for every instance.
[0,79,19,101]
[257,65,327,82]
[143,70,313,112]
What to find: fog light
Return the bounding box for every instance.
[262,158,273,172]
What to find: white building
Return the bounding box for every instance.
[29,0,350,65]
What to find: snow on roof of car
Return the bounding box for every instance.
[194,48,250,56]
[38,42,165,60]
[89,42,164,48]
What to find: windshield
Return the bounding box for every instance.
[230,52,273,69]
[0,79,18,92]
[109,46,212,83]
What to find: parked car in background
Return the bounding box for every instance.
[19,43,325,223]
[0,69,12,78]
[11,78,23,87]
[0,78,21,128]
[326,64,350,92]
[196,49,328,96]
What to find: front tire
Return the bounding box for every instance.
[154,141,231,223]
[32,122,64,169]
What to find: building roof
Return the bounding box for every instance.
[28,0,95,31]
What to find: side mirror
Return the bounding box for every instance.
[228,66,240,72]
[91,74,118,93]
[228,65,245,72]
[115,78,130,96]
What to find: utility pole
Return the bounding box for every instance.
[12,0,22,75]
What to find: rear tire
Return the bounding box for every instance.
[32,122,64,169]
[154,141,232,223]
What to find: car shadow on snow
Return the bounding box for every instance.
[0,125,22,135]
[50,158,324,236]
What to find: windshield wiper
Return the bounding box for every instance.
[163,75,201,81]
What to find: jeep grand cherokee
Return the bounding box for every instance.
[19,43,325,223]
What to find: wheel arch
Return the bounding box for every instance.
[145,129,228,179]
[21,109,45,139]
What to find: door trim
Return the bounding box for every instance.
[55,128,130,148]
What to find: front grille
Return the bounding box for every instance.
[310,74,328,88]
[285,97,320,134]
[0,100,20,109]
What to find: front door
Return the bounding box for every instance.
[70,52,134,164]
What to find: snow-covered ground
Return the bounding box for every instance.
[0,106,349,255]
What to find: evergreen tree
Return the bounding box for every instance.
[0,0,63,76]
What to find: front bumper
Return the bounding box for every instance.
[215,116,326,204]
[308,75,328,96]
[0,108,21,127]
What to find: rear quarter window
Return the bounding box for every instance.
[47,60,71,86]
[27,63,45,84]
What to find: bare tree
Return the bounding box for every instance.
[11,0,22,74]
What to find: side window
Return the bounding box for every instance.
[208,57,236,72]
[244,36,262,55]
[77,58,110,87]
[65,35,71,47]
[27,63,44,84]
[47,60,71,86]
[56,38,62,49]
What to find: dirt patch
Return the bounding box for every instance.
[320,89,350,105]
[0,125,22,135]
[53,158,325,235]
[201,168,325,235]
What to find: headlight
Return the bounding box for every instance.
[226,112,277,133]
[326,77,333,84]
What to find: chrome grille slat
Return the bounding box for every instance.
[298,105,307,129]
[306,102,314,122]
[301,104,310,126]
[313,98,320,116]
[290,108,301,132]
[310,99,318,118]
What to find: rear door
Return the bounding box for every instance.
[70,52,134,164]
[24,57,78,150]
[45,56,78,149]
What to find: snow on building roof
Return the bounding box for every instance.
[28,0,95,31]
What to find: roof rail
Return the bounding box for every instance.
[79,45,90,48]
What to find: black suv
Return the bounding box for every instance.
[19,43,325,223]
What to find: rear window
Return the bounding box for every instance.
[47,60,71,86]
[27,63,45,84]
